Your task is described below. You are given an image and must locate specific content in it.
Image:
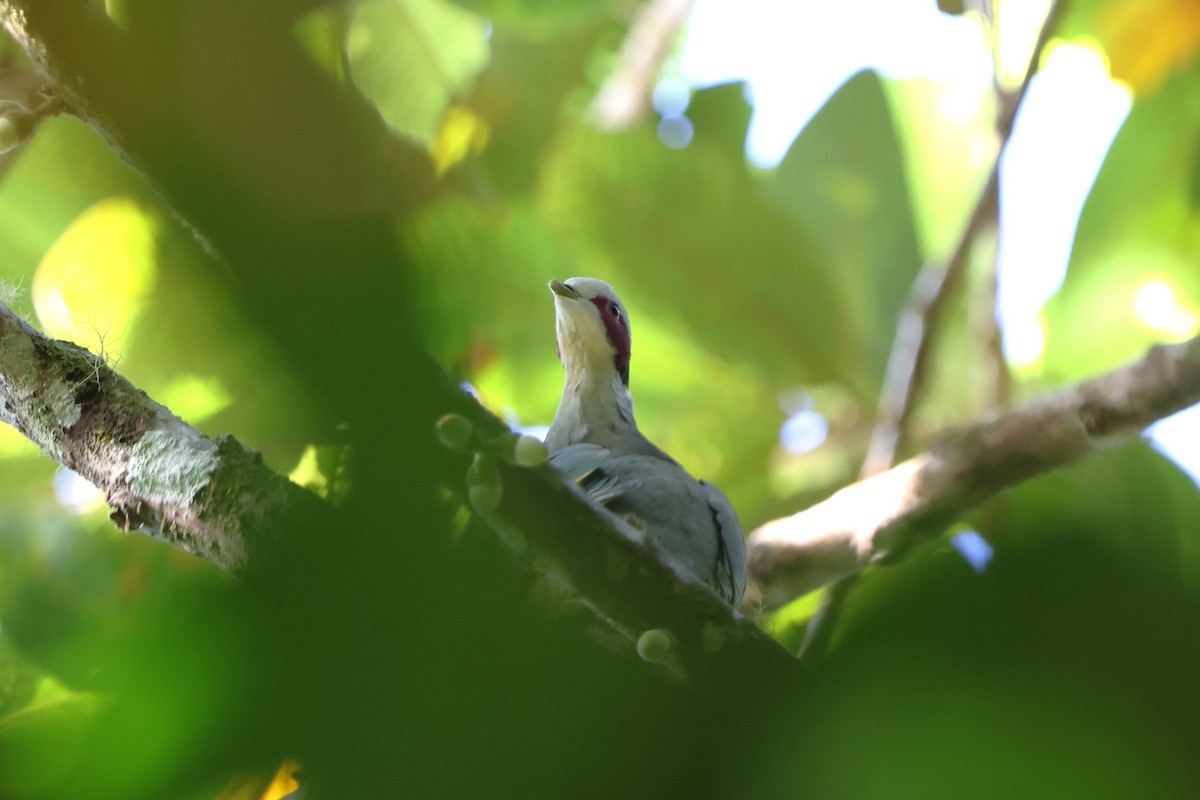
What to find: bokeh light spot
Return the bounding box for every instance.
[32,197,159,356]
[1132,279,1200,339]
[53,467,106,515]
[950,529,994,573]
[657,115,694,150]
[780,409,828,455]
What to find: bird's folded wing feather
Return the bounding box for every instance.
[550,442,642,504]
[551,442,747,607]
[701,480,748,607]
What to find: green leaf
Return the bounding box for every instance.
[1043,64,1200,381]
[346,0,491,144]
[0,117,157,307]
[540,83,858,392]
[0,637,39,720]
[464,18,613,193]
[980,440,1200,571]
[805,443,1200,798]
[770,70,924,386]
[1058,0,1200,95]
[446,0,605,27]
[0,691,101,796]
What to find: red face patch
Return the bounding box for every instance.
[590,296,631,385]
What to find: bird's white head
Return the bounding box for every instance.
[549,277,632,385]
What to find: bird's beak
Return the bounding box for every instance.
[549,280,582,301]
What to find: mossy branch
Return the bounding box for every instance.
[0,300,322,570]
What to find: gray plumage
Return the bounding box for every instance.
[544,278,748,608]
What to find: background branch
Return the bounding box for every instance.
[750,333,1200,608]
[859,0,1066,478]
[589,0,694,131]
[798,1,1069,657]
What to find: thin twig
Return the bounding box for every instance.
[802,2,1067,659]
[859,0,1067,479]
[859,169,1000,478]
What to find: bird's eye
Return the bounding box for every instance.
[609,303,621,319]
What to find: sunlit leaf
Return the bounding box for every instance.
[883,74,994,259]
[31,197,159,356]
[1098,0,1200,94]
[429,105,491,173]
[0,117,157,303]
[346,0,490,144]
[155,374,233,424]
[1043,63,1200,380]
[294,8,348,83]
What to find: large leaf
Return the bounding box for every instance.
[447,0,605,28]
[463,17,614,193]
[539,82,859,393]
[770,70,924,387]
[346,0,491,144]
[779,442,1200,796]
[0,120,317,472]
[1043,63,1200,381]
[0,118,154,306]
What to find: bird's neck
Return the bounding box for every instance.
[546,365,638,454]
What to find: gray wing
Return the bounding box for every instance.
[701,480,747,608]
[552,442,747,609]
[550,442,642,505]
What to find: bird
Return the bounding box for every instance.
[544,277,747,608]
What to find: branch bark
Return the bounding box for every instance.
[1,294,789,673]
[749,334,1200,608]
[0,0,789,682]
[0,301,323,571]
[0,179,788,674]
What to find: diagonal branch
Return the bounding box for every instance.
[0,300,323,571]
[1,297,790,673]
[749,333,1200,608]
[859,0,1068,478]
[0,0,790,680]
[795,0,1072,659]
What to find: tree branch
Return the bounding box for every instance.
[588,0,693,131]
[749,333,1200,608]
[432,386,794,676]
[0,300,322,571]
[0,0,788,682]
[0,294,789,673]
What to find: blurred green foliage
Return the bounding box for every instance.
[1044,63,1200,380]
[0,0,1198,797]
